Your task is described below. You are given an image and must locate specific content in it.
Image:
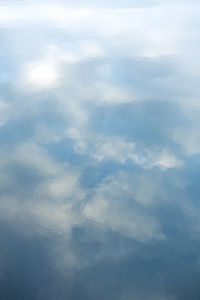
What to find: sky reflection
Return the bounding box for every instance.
[0,1,200,299]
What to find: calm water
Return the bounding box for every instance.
[0,1,200,299]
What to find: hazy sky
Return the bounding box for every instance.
[0,1,200,299]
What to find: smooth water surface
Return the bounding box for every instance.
[0,1,200,299]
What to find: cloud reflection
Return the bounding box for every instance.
[0,0,200,299]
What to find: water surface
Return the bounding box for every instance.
[0,1,200,299]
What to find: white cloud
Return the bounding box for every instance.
[151,149,183,169]
[37,173,83,201]
[13,142,62,176]
[79,40,104,58]
[83,172,166,242]
[22,61,59,91]
[11,142,85,201]
[0,142,85,236]
[0,4,92,29]
[154,153,183,169]
[66,127,183,170]
[1,3,198,60]
[94,82,134,105]
[94,136,135,163]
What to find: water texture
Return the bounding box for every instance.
[0,1,200,299]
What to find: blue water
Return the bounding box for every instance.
[0,1,200,299]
